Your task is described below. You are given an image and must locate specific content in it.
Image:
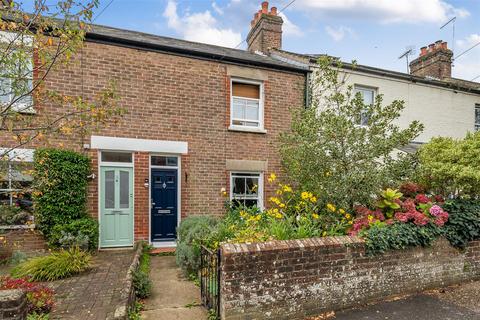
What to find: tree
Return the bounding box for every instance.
[280,57,424,211]
[0,1,124,204]
[418,132,480,197]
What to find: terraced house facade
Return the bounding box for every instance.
[0,2,307,248]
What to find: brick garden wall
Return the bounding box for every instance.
[0,227,47,259]
[220,237,480,320]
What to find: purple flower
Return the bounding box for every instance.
[429,205,443,217]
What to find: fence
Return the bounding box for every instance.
[200,245,221,318]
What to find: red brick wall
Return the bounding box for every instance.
[220,237,480,319]
[0,228,47,259]
[0,40,305,241]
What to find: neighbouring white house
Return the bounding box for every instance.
[269,42,480,146]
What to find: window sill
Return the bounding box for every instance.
[228,126,267,134]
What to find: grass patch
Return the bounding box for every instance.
[132,244,152,299]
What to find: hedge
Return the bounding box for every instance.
[33,148,91,237]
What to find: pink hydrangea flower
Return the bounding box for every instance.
[429,205,443,217]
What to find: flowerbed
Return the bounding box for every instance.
[0,276,54,315]
[177,176,480,274]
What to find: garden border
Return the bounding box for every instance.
[106,241,143,320]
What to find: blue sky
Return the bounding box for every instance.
[25,0,480,82]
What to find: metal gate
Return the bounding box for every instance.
[200,245,220,318]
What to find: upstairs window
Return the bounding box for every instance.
[230,79,264,130]
[354,85,376,126]
[0,32,34,114]
[475,104,480,131]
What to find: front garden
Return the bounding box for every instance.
[176,59,480,315]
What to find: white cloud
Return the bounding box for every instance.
[278,12,303,37]
[295,0,469,24]
[454,34,480,82]
[212,2,224,15]
[325,26,354,42]
[163,0,242,48]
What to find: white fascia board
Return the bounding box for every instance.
[91,136,188,154]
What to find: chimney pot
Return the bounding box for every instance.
[270,6,277,15]
[410,39,453,80]
[262,1,268,14]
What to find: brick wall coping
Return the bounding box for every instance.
[221,235,365,255]
[0,225,35,231]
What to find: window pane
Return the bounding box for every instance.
[245,100,259,120]
[232,98,245,119]
[119,171,129,209]
[101,152,132,163]
[0,78,10,104]
[475,106,480,132]
[232,176,246,196]
[232,82,260,99]
[105,170,115,209]
[151,156,177,166]
[245,177,259,195]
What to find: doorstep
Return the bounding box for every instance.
[151,241,176,248]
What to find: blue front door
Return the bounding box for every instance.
[151,169,178,241]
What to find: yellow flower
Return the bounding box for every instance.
[312,213,319,219]
[367,215,374,222]
[240,210,247,218]
[273,208,279,214]
[268,173,277,183]
[279,202,286,208]
[339,208,345,214]
[310,196,317,203]
[325,171,331,177]
[275,213,283,219]
[301,191,310,200]
[348,220,353,225]
[282,185,293,193]
[254,215,261,221]
[269,196,280,205]
[276,189,283,195]
[345,214,351,219]
[326,203,336,212]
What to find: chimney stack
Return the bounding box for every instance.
[409,40,453,80]
[247,1,283,53]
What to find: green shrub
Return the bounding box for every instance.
[11,247,91,281]
[175,215,220,275]
[442,199,480,248]
[33,148,90,237]
[48,218,99,251]
[133,245,152,299]
[27,313,50,320]
[362,222,442,255]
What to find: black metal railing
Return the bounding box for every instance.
[200,245,221,318]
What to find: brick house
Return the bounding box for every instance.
[0,2,307,248]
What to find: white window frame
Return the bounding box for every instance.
[354,85,376,127]
[475,104,480,132]
[229,78,266,133]
[0,148,34,206]
[0,31,34,114]
[229,172,263,209]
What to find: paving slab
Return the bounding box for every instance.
[142,255,207,319]
[48,249,136,320]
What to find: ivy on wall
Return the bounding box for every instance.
[33,148,91,237]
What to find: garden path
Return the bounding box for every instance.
[141,255,207,320]
[49,249,136,320]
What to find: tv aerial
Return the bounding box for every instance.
[398,45,415,73]
[440,16,456,65]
